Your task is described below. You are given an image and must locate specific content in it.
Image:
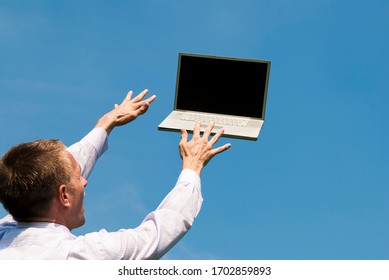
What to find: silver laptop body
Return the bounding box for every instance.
[158,53,271,141]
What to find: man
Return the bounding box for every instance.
[0,89,231,259]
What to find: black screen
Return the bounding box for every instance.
[175,54,270,118]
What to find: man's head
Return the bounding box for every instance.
[0,140,87,230]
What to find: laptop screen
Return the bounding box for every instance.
[175,53,271,119]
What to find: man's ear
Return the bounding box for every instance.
[58,184,71,207]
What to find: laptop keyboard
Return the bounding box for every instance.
[180,113,248,127]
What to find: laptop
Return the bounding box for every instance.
[158,53,271,140]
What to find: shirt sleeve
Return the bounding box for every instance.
[66,127,108,179]
[71,169,203,260]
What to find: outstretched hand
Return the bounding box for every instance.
[96,89,156,134]
[179,122,231,175]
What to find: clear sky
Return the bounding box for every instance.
[0,0,388,260]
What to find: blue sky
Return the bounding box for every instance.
[0,0,388,259]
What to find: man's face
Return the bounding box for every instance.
[65,152,88,230]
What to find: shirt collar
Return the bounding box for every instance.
[16,221,71,233]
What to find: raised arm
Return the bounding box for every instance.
[77,122,231,260]
[0,89,156,233]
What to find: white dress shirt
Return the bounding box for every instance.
[0,128,203,259]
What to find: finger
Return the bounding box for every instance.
[203,143,231,167]
[211,143,232,156]
[180,128,188,144]
[209,127,225,146]
[192,121,201,139]
[135,95,156,110]
[114,104,119,109]
[135,100,151,115]
[202,122,214,139]
[132,94,156,115]
[119,90,133,106]
[145,94,157,104]
[126,90,134,101]
[131,89,149,103]
[179,129,189,157]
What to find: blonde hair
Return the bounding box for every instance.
[0,139,72,221]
